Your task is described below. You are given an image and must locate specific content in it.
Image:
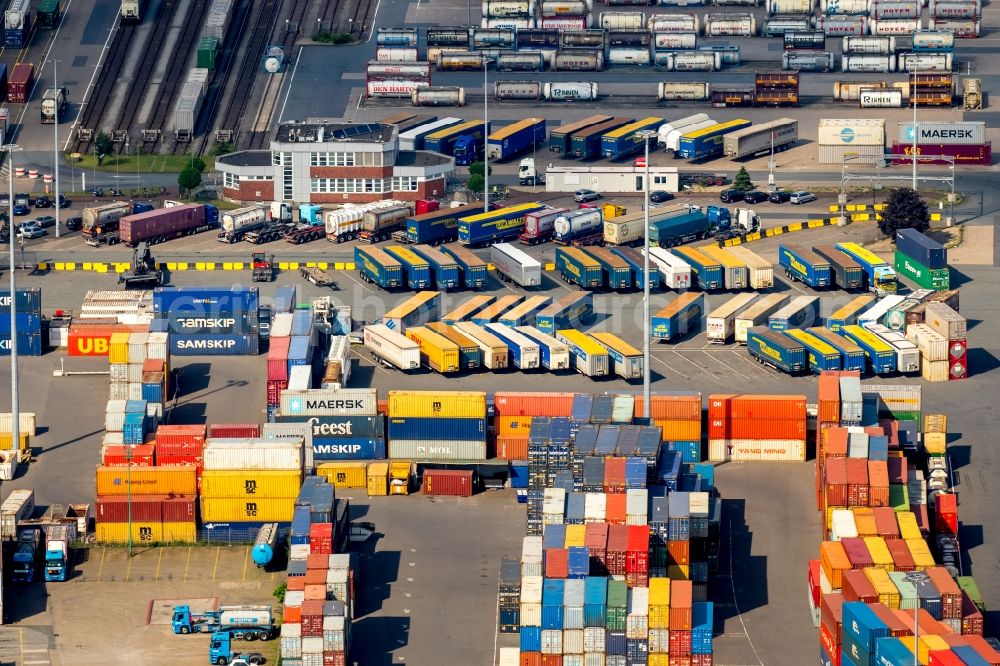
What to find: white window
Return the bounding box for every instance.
[391,176,418,192]
[224,172,238,188]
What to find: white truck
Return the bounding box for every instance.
[490,243,542,286]
[518,158,546,186]
[363,324,420,370]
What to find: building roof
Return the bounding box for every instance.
[395,150,452,167]
[216,150,272,167]
[275,122,394,144]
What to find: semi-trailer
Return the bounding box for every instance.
[723,118,798,159]
[768,295,820,330]
[601,116,665,160]
[324,200,397,244]
[535,292,594,335]
[12,529,41,582]
[669,247,723,290]
[43,525,73,582]
[172,604,275,639]
[411,244,462,289]
[383,291,440,332]
[473,294,526,325]
[645,248,692,290]
[441,295,495,323]
[706,292,759,343]
[725,245,774,289]
[458,202,545,246]
[807,326,867,372]
[697,244,748,289]
[864,323,921,373]
[81,201,135,245]
[355,246,404,289]
[452,321,510,369]
[746,326,807,373]
[518,206,570,245]
[835,242,897,295]
[1,489,35,540]
[554,208,604,245]
[398,117,463,150]
[857,294,907,326]
[611,246,661,289]
[385,246,433,289]
[440,243,490,288]
[779,243,832,288]
[569,117,633,159]
[491,242,543,287]
[514,326,571,370]
[813,244,865,289]
[649,206,723,247]
[402,204,480,245]
[677,119,752,160]
[782,328,843,372]
[485,323,542,369]
[499,295,552,327]
[652,292,704,341]
[556,246,604,289]
[555,329,611,376]
[360,204,415,243]
[582,246,632,290]
[589,331,643,379]
[735,293,789,343]
[657,113,713,151]
[487,118,547,160]
[840,324,898,374]
[423,120,489,165]
[827,294,877,331]
[405,326,462,373]
[218,205,271,243]
[364,324,421,370]
[549,114,614,153]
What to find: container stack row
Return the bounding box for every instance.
[94,466,198,543]
[810,370,1000,665]
[280,477,355,666]
[151,286,261,356]
[0,288,42,356]
[706,393,807,462]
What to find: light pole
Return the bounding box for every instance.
[637,129,657,420]
[2,144,22,459]
[767,130,776,193]
[911,77,918,190]
[51,59,61,238]
[482,56,490,212]
[904,571,929,666]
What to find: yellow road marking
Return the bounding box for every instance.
[155,547,163,581]
[97,546,107,581]
[184,546,192,581]
[212,546,221,580]
[242,546,249,581]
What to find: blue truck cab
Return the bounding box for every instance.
[12,528,41,583]
[209,632,265,665]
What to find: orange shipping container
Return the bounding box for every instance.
[287,577,305,591]
[712,418,806,440]
[820,540,851,590]
[494,391,575,417]
[654,418,701,441]
[495,437,529,461]
[96,465,198,496]
[633,394,702,420]
[669,580,693,630]
[868,460,890,507]
[68,323,146,357]
[707,394,807,420]
[520,652,543,666]
[817,373,841,423]
[605,493,627,525]
[497,415,533,437]
[284,606,301,623]
[852,507,877,537]
[824,428,849,459]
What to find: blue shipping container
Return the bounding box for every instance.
[520,627,541,651]
[311,438,386,461]
[541,605,564,630]
[0,332,42,356]
[141,383,164,403]
[668,440,701,464]
[543,524,566,549]
[841,602,890,654]
[165,311,257,335]
[291,310,314,336]
[0,289,41,314]
[153,286,260,314]
[567,547,589,578]
[277,415,385,439]
[873,637,917,666]
[170,334,259,355]
[387,416,485,441]
[606,630,626,655]
[273,285,297,313]
[896,228,946,269]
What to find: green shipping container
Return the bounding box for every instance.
[894,250,949,290]
[37,0,61,28]
[197,37,219,70]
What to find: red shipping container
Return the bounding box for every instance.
[310,523,333,555]
[934,493,958,535]
[873,507,900,539]
[929,651,966,666]
[300,600,325,637]
[841,538,873,569]
[817,373,841,422]
[95,495,163,522]
[520,652,543,666]
[605,492,627,525]
[208,423,260,439]
[845,458,870,507]
[287,577,305,591]
[868,460,890,507]
[809,560,822,608]
[142,358,165,373]
[918,607,954,636]
[964,635,1000,665]
[886,539,915,572]
[154,424,206,455]
[707,394,806,420]
[307,553,328,570]
[667,539,690,566]
[421,469,474,497]
[625,571,648,588]
[669,629,692,656]
[842,570,878,604]
[284,606,301,623]
[604,457,627,493]
[414,199,440,216]
[266,379,286,407]
[625,525,649,573]
[927,567,962,620]
[633,394,702,421]
[304,569,326,586]
[824,427,849,459]
[162,496,196,523]
[585,522,607,573]
[267,337,291,381]
[102,444,155,467]
[708,417,806,441]
[824,457,849,508]
[495,437,529,461]
[961,591,984,635]
[670,658,692,666]
[913,503,930,533]
[670,579,693,630]
[155,455,203,475]
[545,548,569,579]
[323,652,347,666]
[121,205,209,246]
[606,525,629,576]
[820,618,841,666]
[493,391,575,417]
[821,593,845,645]
[691,655,714,666]
[816,462,824,512]
[8,63,34,104]
[540,656,562,666]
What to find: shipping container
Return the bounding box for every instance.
[652,292,705,341]
[363,324,420,370]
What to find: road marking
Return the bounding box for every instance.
[492,575,501,666]
[155,547,163,581]
[242,546,249,581]
[277,45,303,125]
[671,350,707,372]
[125,550,133,582]
[18,627,22,665]
[704,350,752,381]
[651,354,685,380]
[97,546,106,581]
[365,0,384,43]
[184,546,192,581]
[212,546,221,580]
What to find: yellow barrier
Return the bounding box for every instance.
[38,259,356,273]
[828,204,840,213]
[545,262,556,271]
[930,212,942,222]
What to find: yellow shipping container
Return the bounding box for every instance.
[667,564,689,580]
[924,432,946,456]
[200,497,296,522]
[96,465,197,496]
[649,655,671,666]
[161,521,197,543]
[497,415,533,437]
[317,462,368,488]
[905,538,936,570]
[109,332,130,364]
[900,634,949,664]
[389,461,414,495]
[924,414,947,434]
[564,524,586,548]
[852,507,877,536]
[864,567,901,609]
[863,536,894,571]
[96,521,163,544]
[0,433,29,450]
[654,419,701,441]
[405,326,461,374]
[896,512,922,540]
[649,577,671,606]
[200,470,302,498]
[387,390,487,418]
[367,462,390,496]
[649,604,670,629]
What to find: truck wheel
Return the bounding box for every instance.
[250,656,264,665]
[217,658,228,665]
[179,626,190,634]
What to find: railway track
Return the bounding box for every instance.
[72,23,139,153]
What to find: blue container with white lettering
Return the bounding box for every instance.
[0,289,41,314]
[276,415,385,439]
[668,440,701,463]
[287,335,312,372]
[153,286,259,314]
[311,438,386,461]
[165,311,257,335]
[0,331,42,356]
[169,334,259,355]
[520,627,541,652]
[142,383,164,403]
[386,416,485,441]
[0,313,41,333]
[123,412,146,445]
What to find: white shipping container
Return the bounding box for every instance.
[520,602,542,626]
[541,629,563,654]
[147,332,169,359]
[499,647,521,666]
[689,491,709,516]
[128,363,143,383]
[628,586,649,614]
[564,629,585,653]
[127,332,149,362]
[521,575,543,601]
[708,438,806,461]
[921,358,949,381]
[102,432,124,446]
[584,626,606,652]
[105,399,127,432]
[818,118,886,145]
[830,508,859,540]
[110,382,129,400]
[564,606,584,629]
[906,323,947,361]
[262,422,314,473]
[626,488,648,515]
[0,412,36,436]
[387,439,487,460]
[923,302,966,339]
[1,488,35,539]
[278,388,377,417]
[289,543,310,560]
[301,636,324,653]
[584,492,606,521]
[110,363,129,382]
[203,438,303,470]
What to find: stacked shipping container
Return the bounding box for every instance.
[387,390,487,460]
[0,289,42,356]
[708,394,807,462]
[152,286,260,356]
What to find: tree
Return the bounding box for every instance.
[466,174,485,194]
[731,166,754,192]
[209,141,234,158]
[178,167,202,197]
[879,187,930,237]
[469,161,492,178]
[94,132,113,166]
[191,157,207,173]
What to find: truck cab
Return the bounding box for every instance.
[871,266,897,296]
[732,208,761,233]
[518,158,545,186]
[209,632,265,666]
[43,525,73,582]
[453,135,480,166]
[12,528,41,583]
[270,202,293,224]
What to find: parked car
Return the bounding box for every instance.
[12,204,30,216]
[16,222,45,239]
[35,215,56,228]
[574,189,601,203]
[719,189,743,204]
[57,194,70,208]
[790,191,817,204]
[768,191,792,204]
[33,195,51,208]
[743,191,769,205]
[649,190,674,204]
[66,216,82,231]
